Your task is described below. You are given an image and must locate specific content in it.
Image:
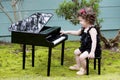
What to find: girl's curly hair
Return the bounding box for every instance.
[77,7,96,25]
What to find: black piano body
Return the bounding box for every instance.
[12,26,67,47]
[11,26,68,76]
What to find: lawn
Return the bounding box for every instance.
[0,41,120,80]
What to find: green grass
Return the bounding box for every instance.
[0,41,120,80]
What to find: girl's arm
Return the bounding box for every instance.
[60,29,82,36]
[88,28,97,58]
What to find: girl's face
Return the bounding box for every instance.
[78,16,89,28]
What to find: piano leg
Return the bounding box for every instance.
[32,45,35,67]
[23,44,26,69]
[47,47,52,76]
[61,41,65,65]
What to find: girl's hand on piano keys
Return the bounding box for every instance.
[60,30,67,35]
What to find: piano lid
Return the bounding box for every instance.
[9,12,53,33]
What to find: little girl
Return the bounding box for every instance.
[60,7,101,75]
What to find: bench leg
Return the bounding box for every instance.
[86,58,101,75]
[94,58,96,70]
[98,58,101,75]
[86,58,89,75]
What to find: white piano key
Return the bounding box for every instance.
[53,36,66,45]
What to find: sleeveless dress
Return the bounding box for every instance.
[79,26,101,57]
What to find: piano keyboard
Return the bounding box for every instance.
[52,36,66,45]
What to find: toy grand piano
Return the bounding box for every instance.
[9,12,68,76]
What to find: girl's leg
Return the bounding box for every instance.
[74,49,81,67]
[77,51,89,75]
[69,49,81,70]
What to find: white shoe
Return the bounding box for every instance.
[76,68,86,75]
[69,64,80,71]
